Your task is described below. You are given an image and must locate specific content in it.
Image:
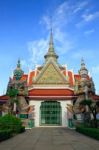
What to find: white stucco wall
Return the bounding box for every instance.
[59,100,73,127]
[29,100,42,127]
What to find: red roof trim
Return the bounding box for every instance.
[0,95,9,100]
[92,95,99,100]
[28,89,74,96]
[27,96,76,100]
[0,95,9,103]
[28,71,35,86]
[68,71,74,86]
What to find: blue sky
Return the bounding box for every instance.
[0,0,99,95]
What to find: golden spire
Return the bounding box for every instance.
[48,28,55,52]
[44,27,58,62]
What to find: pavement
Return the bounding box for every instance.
[0,127,99,150]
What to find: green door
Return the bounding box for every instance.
[40,101,62,125]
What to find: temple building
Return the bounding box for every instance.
[0,30,99,127]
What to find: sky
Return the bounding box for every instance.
[0,0,99,95]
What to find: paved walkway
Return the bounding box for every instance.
[0,127,99,150]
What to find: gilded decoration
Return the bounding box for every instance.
[36,63,66,84]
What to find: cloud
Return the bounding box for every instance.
[54,27,73,54]
[28,0,81,67]
[40,16,50,30]
[84,29,95,35]
[27,38,48,69]
[92,66,99,74]
[73,1,89,14]
[76,11,99,28]
[27,0,93,68]
[39,1,89,54]
[91,65,99,94]
[43,1,89,28]
[21,59,29,71]
[82,11,99,22]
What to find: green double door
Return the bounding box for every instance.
[40,101,62,125]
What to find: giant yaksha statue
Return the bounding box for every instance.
[75,59,95,95]
[6,59,29,114]
[74,58,95,113]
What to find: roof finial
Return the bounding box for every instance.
[44,16,58,62]
[79,57,88,79]
[81,57,86,68]
[17,58,21,68]
[49,16,54,51]
[50,15,53,31]
[81,57,84,64]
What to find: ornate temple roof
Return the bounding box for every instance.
[0,30,98,103]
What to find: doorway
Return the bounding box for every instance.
[40,101,62,125]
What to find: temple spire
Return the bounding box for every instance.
[17,59,21,68]
[49,28,54,52]
[79,58,88,79]
[81,58,85,68]
[49,15,53,48]
[44,28,58,63]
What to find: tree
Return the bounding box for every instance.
[79,99,99,128]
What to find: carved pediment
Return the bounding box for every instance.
[34,61,67,84]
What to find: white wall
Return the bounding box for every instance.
[29,100,42,127]
[59,100,72,127]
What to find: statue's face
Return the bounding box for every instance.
[14,70,23,80]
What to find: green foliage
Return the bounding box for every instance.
[76,126,99,140]
[90,119,99,128]
[19,126,25,133]
[0,114,25,133]
[79,99,99,127]
[0,129,13,142]
[80,99,92,106]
